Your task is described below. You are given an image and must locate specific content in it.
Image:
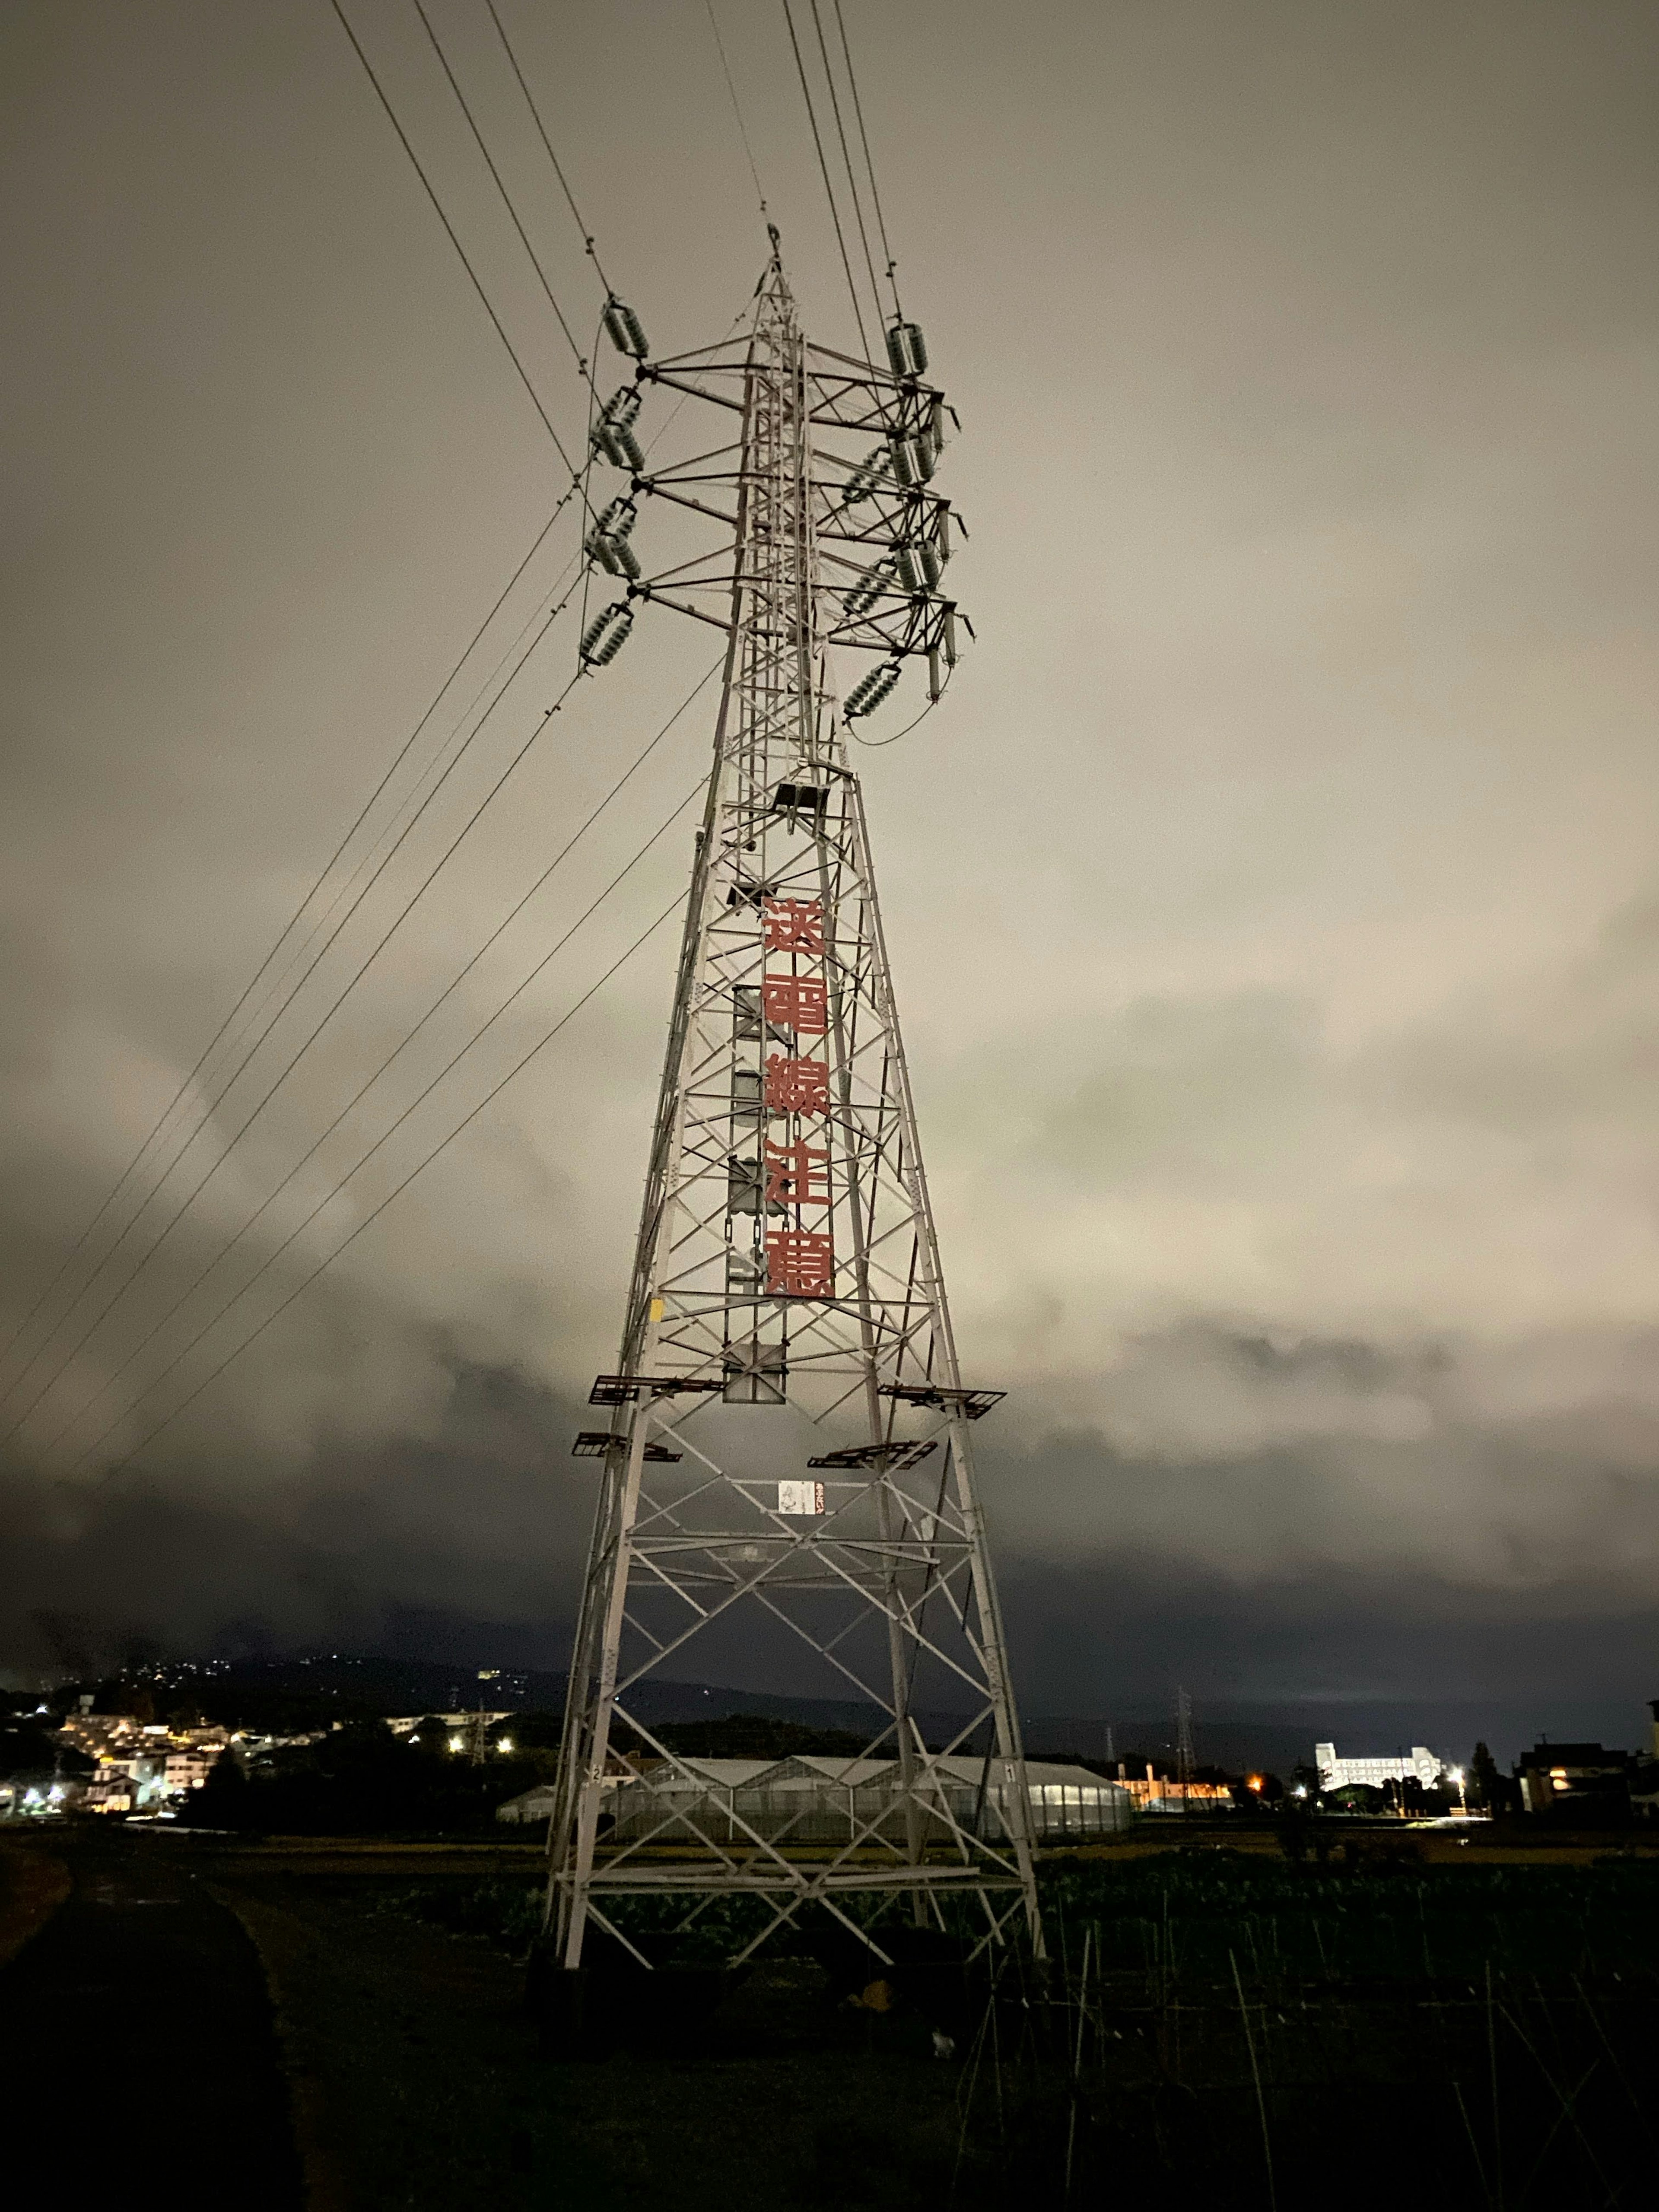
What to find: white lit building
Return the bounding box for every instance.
[1315,1742,1444,1792]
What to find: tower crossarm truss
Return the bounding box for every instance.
[583,296,969,692]
[547,253,1037,1973]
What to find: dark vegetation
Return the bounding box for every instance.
[1029,1851,1659,2206]
[364,1844,1659,2206]
[0,1720,93,1782]
[626,1712,876,1761]
[181,1710,935,1836]
[181,1718,550,1835]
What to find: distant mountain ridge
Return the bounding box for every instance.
[94,1652,1608,1767]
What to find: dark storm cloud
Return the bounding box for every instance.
[2,0,1658,1717]
[1,1362,594,1679]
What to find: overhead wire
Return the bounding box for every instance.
[328,0,579,471]
[704,0,769,218]
[239,537,587,1046]
[780,0,871,359]
[849,675,950,749]
[76,820,699,1491]
[0,491,582,1394]
[14,0,680,1469]
[833,0,903,319]
[38,658,724,1461]
[0,574,594,1441]
[410,0,591,377]
[807,0,885,338]
[483,0,618,296]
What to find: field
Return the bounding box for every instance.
[4,1821,1658,2206]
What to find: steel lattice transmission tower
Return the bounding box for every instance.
[547,245,1039,1970]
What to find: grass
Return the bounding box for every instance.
[210,1831,1659,2206]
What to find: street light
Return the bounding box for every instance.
[1449,1765,1468,1815]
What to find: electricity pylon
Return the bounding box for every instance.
[547,245,1038,1971]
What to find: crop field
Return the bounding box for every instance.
[9,1824,1658,2206]
[355,1835,1659,2207]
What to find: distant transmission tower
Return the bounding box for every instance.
[1176,1686,1197,1808]
[545,242,1039,1971]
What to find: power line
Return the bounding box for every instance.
[410,0,589,374]
[483,0,617,296]
[40,660,723,1460]
[780,0,871,359]
[808,0,884,336]
[79,861,693,1494]
[235,538,586,1054]
[704,0,768,217]
[0,493,578,1390]
[833,0,902,318]
[328,0,579,471]
[1,580,591,1440]
[15,0,630,1417]
[2,563,585,1417]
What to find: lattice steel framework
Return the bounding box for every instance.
[547,251,1038,1970]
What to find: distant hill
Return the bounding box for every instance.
[64,1655,1642,1770]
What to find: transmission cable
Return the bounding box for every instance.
[704,0,769,218]
[0,582,593,1442]
[9,0,629,1427]
[237,537,586,1052]
[808,0,884,338]
[40,659,723,1459]
[329,0,579,472]
[849,677,949,750]
[2,557,587,1417]
[0,493,578,1389]
[780,0,871,359]
[76,840,696,1491]
[833,0,903,318]
[410,0,590,377]
[483,0,619,296]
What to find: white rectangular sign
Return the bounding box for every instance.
[777,1480,825,1516]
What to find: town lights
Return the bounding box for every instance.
[448,1736,464,1754]
[1247,1775,1265,1793]
[496,1738,514,1755]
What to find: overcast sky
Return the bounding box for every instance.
[3,0,1657,1748]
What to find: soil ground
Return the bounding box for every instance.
[5,1818,1657,2209]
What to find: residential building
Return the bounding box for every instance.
[1112,1767,1235,1814]
[1516,1742,1634,1816]
[83,1773,136,1815]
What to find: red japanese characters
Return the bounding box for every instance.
[760,976,828,1034]
[764,1138,830,1206]
[765,1229,835,1296]
[754,898,832,1290]
[764,1052,829,1113]
[762,896,825,954]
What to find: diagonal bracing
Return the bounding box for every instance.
[547,245,1037,1971]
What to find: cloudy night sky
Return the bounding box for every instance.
[3,0,1657,1755]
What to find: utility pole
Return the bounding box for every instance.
[544,245,1038,1973]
